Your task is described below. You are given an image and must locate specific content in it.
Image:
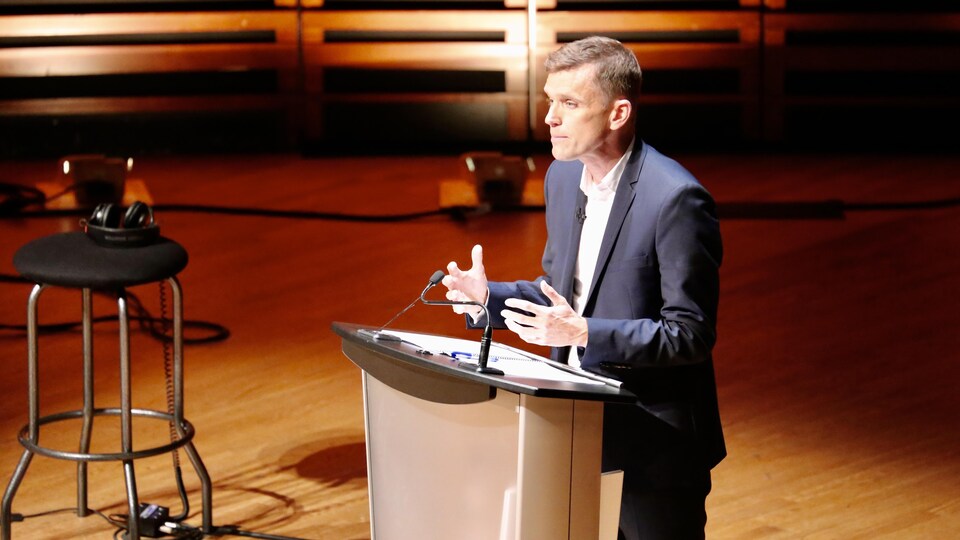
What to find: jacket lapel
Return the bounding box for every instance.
[557,186,588,303]
[582,141,646,314]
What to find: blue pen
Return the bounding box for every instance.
[450,351,498,362]
[439,351,471,362]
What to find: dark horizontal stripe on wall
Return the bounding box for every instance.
[324,69,506,94]
[0,110,288,158]
[774,0,958,12]
[322,0,507,10]
[642,69,741,94]
[324,30,505,43]
[556,1,741,11]
[0,30,276,48]
[636,104,744,145]
[783,105,960,149]
[786,31,960,47]
[0,71,278,100]
[785,71,960,97]
[323,102,507,143]
[557,30,740,44]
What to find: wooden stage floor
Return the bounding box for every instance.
[0,150,958,539]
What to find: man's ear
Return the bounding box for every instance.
[609,98,632,131]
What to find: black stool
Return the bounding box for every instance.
[0,232,212,539]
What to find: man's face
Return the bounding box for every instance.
[543,64,615,162]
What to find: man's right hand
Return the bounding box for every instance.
[441,244,489,320]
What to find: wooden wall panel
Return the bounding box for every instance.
[0,11,301,154]
[5,1,960,153]
[762,12,960,145]
[301,10,530,147]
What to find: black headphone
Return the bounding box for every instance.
[82,201,160,247]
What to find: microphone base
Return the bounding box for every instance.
[476,366,505,376]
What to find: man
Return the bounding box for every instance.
[442,36,725,539]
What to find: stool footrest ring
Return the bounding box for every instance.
[18,408,197,462]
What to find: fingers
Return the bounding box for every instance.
[442,266,463,299]
[444,244,483,281]
[445,289,482,317]
[442,253,469,292]
[470,244,484,272]
[503,315,549,346]
[503,318,534,343]
[539,280,567,307]
[442,244,488,310]
[501,300,535,341]
[503,298,541,327]
[502,286,585,347]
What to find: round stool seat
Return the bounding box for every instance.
[13,232,188,289]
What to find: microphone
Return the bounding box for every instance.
[575,207,586,224]
[419,270,504,376]
[359,270,446,341]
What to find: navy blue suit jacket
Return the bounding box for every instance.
[486,141,726,469]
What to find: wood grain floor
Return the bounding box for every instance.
[0,150,958,539]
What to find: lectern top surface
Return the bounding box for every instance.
[332,322,637,404]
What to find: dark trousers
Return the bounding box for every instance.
[603,403,713,540]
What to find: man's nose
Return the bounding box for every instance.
[545,104,560,126]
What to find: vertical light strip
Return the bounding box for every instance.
[527,0,538,135]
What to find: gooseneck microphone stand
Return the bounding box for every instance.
[420,271,504,376]
[358,272,448,342]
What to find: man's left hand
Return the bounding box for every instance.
[502,281,588,348]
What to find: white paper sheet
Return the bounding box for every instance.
[379,330,609,386]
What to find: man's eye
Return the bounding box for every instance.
[564,100,577,108]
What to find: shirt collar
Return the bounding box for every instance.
[579,138,635,201]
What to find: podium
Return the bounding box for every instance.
[332,322,637,540]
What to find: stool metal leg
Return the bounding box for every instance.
[0,452,33,540]
[3,277,212,540]
[77,288,94,518]
[170,277,214,533]
[1,284,45,540]
[118,290,141,540]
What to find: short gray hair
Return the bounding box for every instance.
[544,36,642,106]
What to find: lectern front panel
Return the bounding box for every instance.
[364,372,521,540]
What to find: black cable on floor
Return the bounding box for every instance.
[4,190,960,223]
[0,272,229,345]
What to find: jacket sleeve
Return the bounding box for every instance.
[472,164,562,329]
